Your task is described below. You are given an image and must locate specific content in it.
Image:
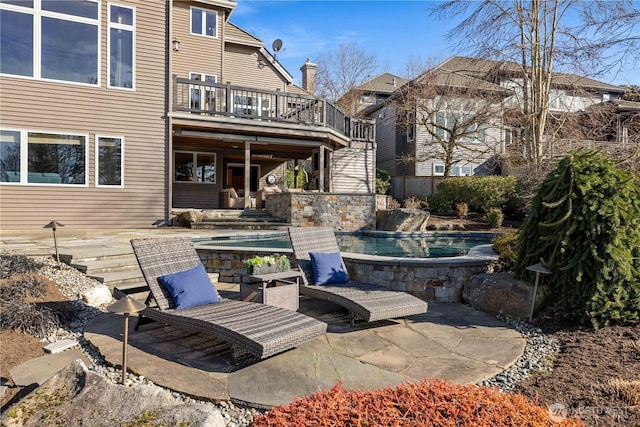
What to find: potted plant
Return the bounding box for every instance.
[243,254,291,275]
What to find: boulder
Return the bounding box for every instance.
[462,272,547,319]
[2,360,225,427]
[82,284,113,307]
[376,209,430,232]
[177,210,203,227]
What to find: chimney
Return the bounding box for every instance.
[300,58,317,95]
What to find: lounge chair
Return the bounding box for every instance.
[288,227,428,325]
[130,236,327,359]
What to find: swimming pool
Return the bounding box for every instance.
[199,232,495,258]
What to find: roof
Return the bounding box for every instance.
[225,22,262,48]
[439,55,624,93]
[224,22,294,84]
[355,73,410,95]
[416,67,507,93]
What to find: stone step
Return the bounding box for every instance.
[60,248,134,264]
[70,255,140,275]
[190,222,291,230]
[90,266,144,289]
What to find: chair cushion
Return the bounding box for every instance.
[310,251,349,285]
[158,264,220,310]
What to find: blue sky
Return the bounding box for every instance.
[230,0,638,87]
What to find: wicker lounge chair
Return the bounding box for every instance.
[288,227,428,325]
[130,236,327,359]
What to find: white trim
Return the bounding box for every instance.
[107,2,135,91]
[188,71,217,111]
[189,6,218,39]
[433,164,445,176]
[95,134,124,188]
[0,0,101,86]
[0,128,90,187]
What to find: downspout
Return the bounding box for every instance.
[165,0,173,225]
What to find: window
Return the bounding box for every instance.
[190,7,217,38]
[433,164,445,176]
[434,111,485,142]
[174,152,216,183]
[0,0,99,85]
[96,136,123,186]
[0,130,21,182]
[189,72,216,111]
[234,95,271,117]
[108,4,134,89]
[450,165,473,176]
[28,132,86,185]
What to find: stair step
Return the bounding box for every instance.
[190,222,291,230]
[71,255,139,274]
[90,266,144,288]
[113,282,150,300]
[60,248,134,264]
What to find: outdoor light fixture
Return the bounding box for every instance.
[107,296,146,385]
[525,262,552,322]
[43,220,64,268]
[172,39,180,51]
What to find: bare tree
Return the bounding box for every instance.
[431,0,640,167]
[396,69,508,176]
[315,42,378,106]
[399,54,439,80]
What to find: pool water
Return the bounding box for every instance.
[201,234,493,258]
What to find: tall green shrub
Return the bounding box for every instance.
[376,168,391,195]
[427,176,517,213]
[515,150,640,328]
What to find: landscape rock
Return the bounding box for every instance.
[462,272,547,318]
[376,209,431,231]
[1,360,225,427]
[81,284,112,307]
[178,210,204,227]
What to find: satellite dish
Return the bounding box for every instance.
[272,39,283,52]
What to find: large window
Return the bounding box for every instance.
[174,152,216,183]
[0,129,87,185]
[0,0,99,85]
[190,7,217,38]
[233,95,271,117]
[434,111,486,143]
[108,3,134,89]
[28,133,87,185]
[96,136,123,186]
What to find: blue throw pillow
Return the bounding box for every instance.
[158,264,220,310]
[310,251,349,285]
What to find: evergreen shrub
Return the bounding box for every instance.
[427,176,517,214]
[487,207,504,227]
[515,150,640,328]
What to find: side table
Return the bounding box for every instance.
[235,270,303,311]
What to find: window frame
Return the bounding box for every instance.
[0,0,101,86]
[95,135,124,188]
[173,151,217,184]
[107,2,135,90]
[0,128,24,185]
[433,164,445,176]
[190,6,217,38]
[189,71,217,111]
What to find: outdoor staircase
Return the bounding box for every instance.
[62,250,149,299]
[190,209,290,230]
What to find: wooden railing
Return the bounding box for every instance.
[172,76,375,143]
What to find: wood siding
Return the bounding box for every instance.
[0,1,167,229]
[369,104,398,175]
[331,148,375,193]
[171,2,224,81]
[223,45,289,91]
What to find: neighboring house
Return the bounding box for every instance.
[364,55,630,198]
[338,72,409,115]
[0,0,374,229]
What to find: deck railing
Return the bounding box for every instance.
[172,76,375,143]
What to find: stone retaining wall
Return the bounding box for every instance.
[195,245,497,303]
[265,192,376,232]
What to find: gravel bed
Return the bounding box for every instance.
[33,256,559,425]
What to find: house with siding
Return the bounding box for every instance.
[0,0,375,229]
[364,56,630,199]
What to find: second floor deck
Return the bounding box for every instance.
[172,76,375,145]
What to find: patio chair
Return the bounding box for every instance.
[288,227,428,326]
[130,236,327,359]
